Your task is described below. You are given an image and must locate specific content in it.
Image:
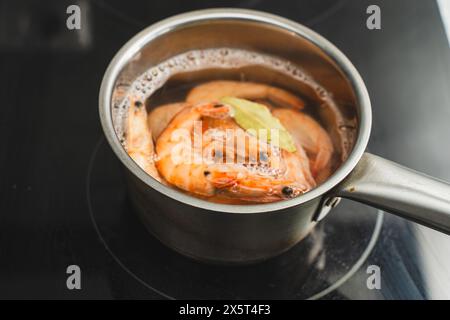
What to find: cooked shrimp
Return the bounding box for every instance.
[147,102,190,141]
[155,103,314,202]
[284,145,316,188]
[206,164,308,202]
[186,80,305,110]
[206,145,315,202]
[155,103,229,196]
[126,99,160,181]
[272,108,334,180]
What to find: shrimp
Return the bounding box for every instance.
[206,146,315,202]
[147,102,190,141]
[186,80,305,110]
[284,144,316,189]
[155,103,229,196]
[206,165,308,202]
[272,108,334,181]
[155,102,315,202]
[126,99,160,181]
[202,115,316,196]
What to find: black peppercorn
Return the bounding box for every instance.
[282,186,294,196]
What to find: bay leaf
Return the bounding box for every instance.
[220,96,297,152]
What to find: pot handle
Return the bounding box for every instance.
[333,152,450,234]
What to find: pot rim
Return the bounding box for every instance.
[99,8,372,214]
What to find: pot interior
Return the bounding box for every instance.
[102,11,370,212]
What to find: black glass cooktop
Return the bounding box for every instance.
[1,0,449,299]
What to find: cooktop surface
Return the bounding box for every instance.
[1,0,449,299]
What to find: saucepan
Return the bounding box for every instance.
[99,9,450,264]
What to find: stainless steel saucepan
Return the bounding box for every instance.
[99,9,450,264]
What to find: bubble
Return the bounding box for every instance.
[316,88,329,98]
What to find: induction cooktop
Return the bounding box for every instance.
[1,0,449,299]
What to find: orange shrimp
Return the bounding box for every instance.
[186,80,305,109]
[155,102,315,202]
[147,102,190,141]
[125,99,160,181]
[272,108,334,182]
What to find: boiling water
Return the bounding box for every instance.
[112,48,357,199]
